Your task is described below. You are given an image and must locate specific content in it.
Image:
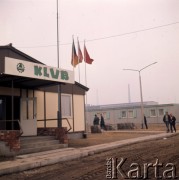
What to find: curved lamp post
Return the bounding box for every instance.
[123,62,157,129]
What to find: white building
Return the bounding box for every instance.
[0,44,88,155]
[86,101,179,130]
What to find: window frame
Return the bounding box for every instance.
[128,110,134,118]
[158,109,164,117]
[61,94,72,118]
[150,109,157,117]
[121,110,127,118]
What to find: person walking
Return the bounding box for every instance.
[100,114,106,130]
[163,112,170,133]
[170,113,176,133]
[144,115,148,129]
[93,114,99,126]
[93,114,101,133]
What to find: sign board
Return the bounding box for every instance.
[4,57,74,84]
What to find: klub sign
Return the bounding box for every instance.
[4,57,74,84]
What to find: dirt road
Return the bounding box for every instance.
[0,133,178,180]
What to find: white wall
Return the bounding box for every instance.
[73,95,85,131]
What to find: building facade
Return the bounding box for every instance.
[0,44,88,137]
[86,102,179,130]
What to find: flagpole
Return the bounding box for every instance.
[83,41,94,134]
[84,40,87,87]
[72,35,75,78]
[84,40,88,134]
[84,40,88,113]
[77,37,81,83]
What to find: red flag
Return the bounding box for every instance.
[84,44,94,64]
[71,39,79,67]
[77,39,83,63]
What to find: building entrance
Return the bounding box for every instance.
[20,97,37,136]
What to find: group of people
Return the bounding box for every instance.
[163,112,176,133]
[144,112,177,132]
[93,114,106,130]
[93,112,176,133]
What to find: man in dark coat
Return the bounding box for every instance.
[163,112,170,133]
[93,114,99,125]
[100,114,106,130]
[92,114,101,133]
[144,115,148,129]
[170,113,176,133]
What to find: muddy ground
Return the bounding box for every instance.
[0,131,178,180]
[68,131,161,148]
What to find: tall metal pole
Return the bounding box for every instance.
[139,71,144,129]
[57,0,59,69]
[57,0,62,128]
[123,62,157,129]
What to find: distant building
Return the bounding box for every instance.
[86,102,179,130]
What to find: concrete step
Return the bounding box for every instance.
[18,144,68,155]
[20,139,60,149]
[19,136,68,155]
[20,136,55,143]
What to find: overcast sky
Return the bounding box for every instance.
[1,0,179,105]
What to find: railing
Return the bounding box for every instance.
[0,120,23,136]
[62,118,72,132]
[37,118,72,132]
[0,117,73,136]
[17,120,23,136]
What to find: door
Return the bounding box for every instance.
[20,97,37,136]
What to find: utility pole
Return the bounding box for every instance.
[123,62,157,129]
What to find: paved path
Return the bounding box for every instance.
[0,131,177,176]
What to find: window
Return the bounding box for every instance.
[106,112,110,119]
[94,112,110,120]
[133,110,137,118]
[150,109,156,117]
[61,95,72,117]
[158,109,164,116]
[121,111,127,118]
[128,110,134,118]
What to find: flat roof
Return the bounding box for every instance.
[86,102,179,111]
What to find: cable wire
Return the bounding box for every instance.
[18,21,179,48]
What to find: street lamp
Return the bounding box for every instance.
[123,62,157,129]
